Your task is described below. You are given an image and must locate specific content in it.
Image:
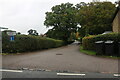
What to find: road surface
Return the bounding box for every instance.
[1,69,119,78]
[2,43,118,73]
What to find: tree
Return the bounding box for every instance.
[76,2,116,36]
[17,32,21,35]
[75,2,87,10]
[44,3,78,41]
[28,29,38,36]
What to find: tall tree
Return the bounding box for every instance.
[44,3,78,41]
[76,2,116,36]
[28,29,38,36]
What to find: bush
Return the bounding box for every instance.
[2,34,64,53]
[82,33,120,50]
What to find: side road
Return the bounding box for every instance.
[2,44,118,73]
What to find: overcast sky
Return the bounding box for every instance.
[0,0,117,35]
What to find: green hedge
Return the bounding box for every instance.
[82,33,120,50]
[2,34,64,53]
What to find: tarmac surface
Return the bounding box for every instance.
[2,43,119,73]
[1,69,119,78]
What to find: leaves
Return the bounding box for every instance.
[44,3,78,41]
[28,29,38,36]
[76,2,116,36]
[44,2,116,40]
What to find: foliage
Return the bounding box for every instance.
[44,3,78,41]
[82,35,96,50]
[28,29,38,36]
[2,33,64,53]
[17,32,21,35]
[44,2,116,39]
[82,33,120,50]
[76,2,116,36]
[68,33,76,41]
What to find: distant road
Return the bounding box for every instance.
[2,43,118,73]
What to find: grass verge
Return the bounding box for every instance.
[80,46,96,55]
[0,53,20,55]
[80,46,119,59]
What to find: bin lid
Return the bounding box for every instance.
[95,41,104,43]
[105,40,114,44]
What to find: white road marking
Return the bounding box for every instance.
[114,74,120,77]
[0,69,23,73]
[57,73,86,76]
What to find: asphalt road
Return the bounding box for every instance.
[1,69,120,78]
[2,43,119,73]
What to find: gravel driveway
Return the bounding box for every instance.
[2,44,118,73]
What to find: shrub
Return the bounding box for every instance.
[82,33,120,50]
[2,34,64,53]
[82,35,96,50]
[77,37,83,43]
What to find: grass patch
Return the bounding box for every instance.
[0,53,9,55]
[80,46,119,59]
[80,46,96,55]
[0,53,19,55]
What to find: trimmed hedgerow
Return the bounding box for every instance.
[82,33,120,50]
[2,34,64,53]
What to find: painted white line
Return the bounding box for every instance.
[114,74,120,77]
[0,69,23,73]
[57,73,86,76]
[45,70,51,72]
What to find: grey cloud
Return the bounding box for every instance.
[0,0,116,34]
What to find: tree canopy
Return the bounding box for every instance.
[44,3,78,41]
[28,29,38,36]
[76,2,116,36]
[44,2,116,40]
